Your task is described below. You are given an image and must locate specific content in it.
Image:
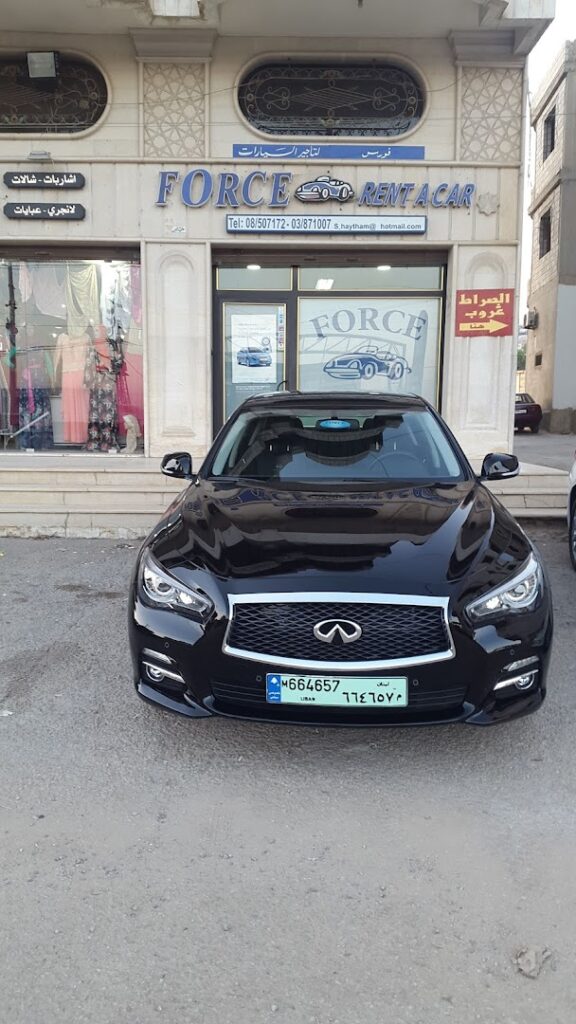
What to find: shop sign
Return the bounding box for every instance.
[232,144,426,161]
[4,171,85,189]
[3,202,86,220]
[155,169,476,211]
[225,213,427,235]
[455,289,515,337]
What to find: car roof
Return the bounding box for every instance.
[239,391,428,412]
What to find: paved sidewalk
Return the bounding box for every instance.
[514,431,576,472]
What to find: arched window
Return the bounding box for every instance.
[238,61,424,137]
[0,55,107,134]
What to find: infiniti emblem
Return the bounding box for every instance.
[313,619,363,645]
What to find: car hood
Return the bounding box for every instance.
[151,479,532,602]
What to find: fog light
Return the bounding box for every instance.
[142,658,184,685]
[145,663,166,682]
[494,669,538,693]
[514,671,538,691]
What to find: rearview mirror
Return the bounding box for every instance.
[480,452,519,481]
[161,452,193,480]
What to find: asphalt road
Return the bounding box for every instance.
[1,523,576,1024]
[514,431,575,472]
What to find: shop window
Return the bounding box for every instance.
[298,266,443,292]
[539,211,552,258]
[238,61,424,137]
[0,258,143,452]
[217,267,293,290]
[0,55,107,134]
[543,108,556,161]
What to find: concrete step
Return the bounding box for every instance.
[0,509,157,539]
[0,487,179,510]
[0,455,569,537]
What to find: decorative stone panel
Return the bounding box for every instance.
[143,62,205,158]
[460,67,523,163]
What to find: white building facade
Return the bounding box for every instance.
[0,0,554,463]
[527,40,576,433]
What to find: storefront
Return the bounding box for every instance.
[0,10,551,472]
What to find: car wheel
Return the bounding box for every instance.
[339,187,351,201]
[570,498,576,571]
[362,362,377,380]
[390,361,405,381]
[320,188,330,200]
[530,424,540,434]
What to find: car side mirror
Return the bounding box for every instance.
[161,452,193,480]
[480,452,519,481]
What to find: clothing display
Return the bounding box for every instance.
[18,386,53,450]
[65,264,100,338]
[54,332,90,443]
[32,264,67,320]
[0,358,10,431]
[1,258,143,452]
[85,371,118,452]
[84,331,119,451]
[100,263,132,337]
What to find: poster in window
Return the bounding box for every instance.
[298,297,442,405]
[230,312,278,384]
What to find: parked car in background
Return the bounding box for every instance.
[515,393,543,433]
[568,453,576,570]
[236,346,272,367]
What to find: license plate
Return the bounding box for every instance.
[266,673,408,708]
[516,408,527,414]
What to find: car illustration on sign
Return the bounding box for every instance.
[236,346,272,367]
[323,345,411,381]
[295,175,355,203]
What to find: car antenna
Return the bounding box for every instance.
[276,379,288,391]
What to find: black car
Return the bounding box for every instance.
[129,393,553,728]
[515,393,543,433]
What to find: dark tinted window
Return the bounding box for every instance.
[0,55,107,133]
[539,211,552,257]
[238,62,424,137]
[210,408,464,483]
[543,108,556,160]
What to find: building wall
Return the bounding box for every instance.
[1,30,527,458]
[527,43,576,430]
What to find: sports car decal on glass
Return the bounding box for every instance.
[323,344,411,381]
[295,175,355,204]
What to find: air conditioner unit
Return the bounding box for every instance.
[523,309,539,330]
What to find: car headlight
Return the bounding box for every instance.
[140,551,213,621]
[466,554,543,624]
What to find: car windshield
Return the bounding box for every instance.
[209,407,466,483]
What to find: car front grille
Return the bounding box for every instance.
[225,599,451,667]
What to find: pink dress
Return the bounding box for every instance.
[55,333,90,444]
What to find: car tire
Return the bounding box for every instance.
[320,188,330,200]
[570,498,576,571]
[390,361,405,381]
[339,187,351,201]
[530,424,540,434]
[362,362,377,380]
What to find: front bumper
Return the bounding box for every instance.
[129,597,552,728]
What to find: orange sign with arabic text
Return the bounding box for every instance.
[455,289,515,337]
